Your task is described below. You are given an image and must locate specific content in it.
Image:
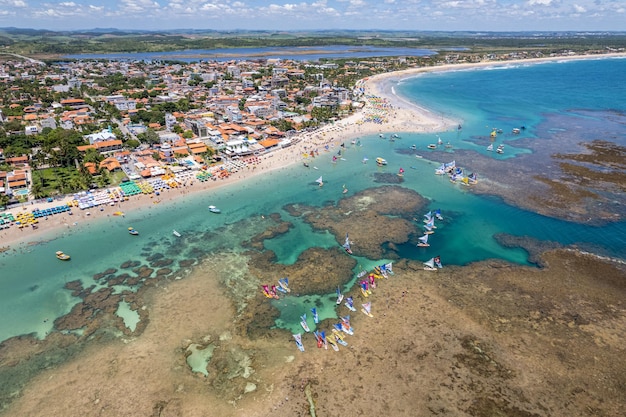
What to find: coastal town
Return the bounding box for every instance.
[0,47,609,216]
[1,35,625,417]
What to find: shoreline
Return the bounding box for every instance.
[2,52,625,251]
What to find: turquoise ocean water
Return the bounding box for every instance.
[1,57,625,342]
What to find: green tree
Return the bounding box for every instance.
[139,128,160,145]
[83,148,103,164]
[30,180,46,199]
[0,193,10,209]
[125,138,140,149]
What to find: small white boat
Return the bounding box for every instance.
[417,234,430,247]
[376,157,387,166]
[173,230,181,237]
[361,302,374,318]
[293,334,305,352]
[487,143,494,151]
[208,205,221,213]
[423,258,438,271]
[336,287,344,305]
[427,144,437,149]
[56,250,70,261]
[300,314,310,332]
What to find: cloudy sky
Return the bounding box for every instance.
[1,0,624,32]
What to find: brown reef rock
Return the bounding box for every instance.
[286,185,428,259]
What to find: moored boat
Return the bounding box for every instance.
[327,334,339,351]
[361,302,374,318]
[332,328,348,346]
[340,316,354,335]
[300,314,310,332]
[173,230,181,237]
[128,227,139,235]
[311,308,319,324]
[344,296,356,312]
[278,277,290,293]
[342,233,353,255]
[376,157,387,166]
[417,234,430,247]
[423,258,438,271]
[262,284,280,299]
[293,333,305,352]
[208,205,221,213]
[55,250,70,261]
[336,286,344,305]
[360,280,371,296]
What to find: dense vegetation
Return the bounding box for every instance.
[1,28,625,56]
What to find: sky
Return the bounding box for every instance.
[0,0,625,32]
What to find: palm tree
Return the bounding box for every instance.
[31,181,46,199]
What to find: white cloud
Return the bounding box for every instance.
[119,0,161,13]
[0,0,623,32]
[4,0,27,7]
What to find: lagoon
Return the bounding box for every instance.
[63,45,438,62]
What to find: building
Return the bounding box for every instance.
[105,95,137,111]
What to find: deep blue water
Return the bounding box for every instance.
[396,57,626,144]
[64,45,437,62]
[1,57,625,341]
